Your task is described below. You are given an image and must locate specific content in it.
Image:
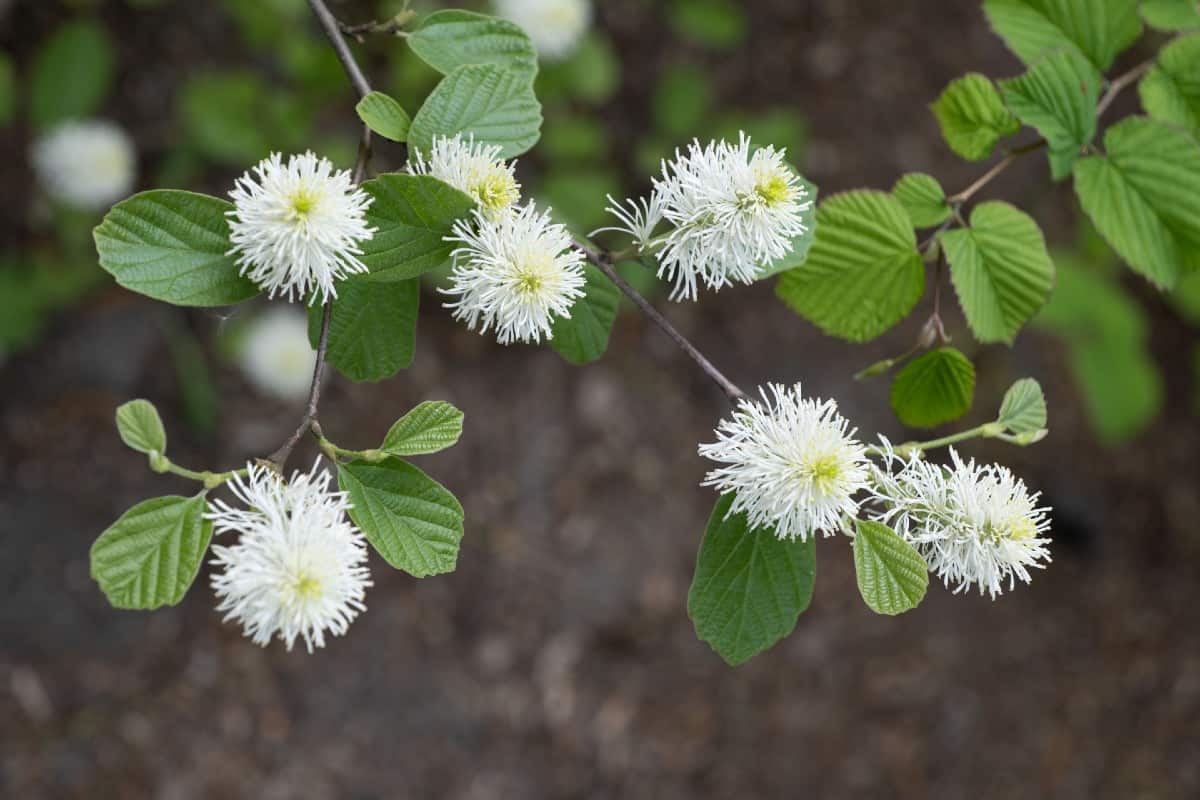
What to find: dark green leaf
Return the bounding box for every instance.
[409,63,543,159]
[358,174,475,281]
[90,494,212,609]
[407,10,537,77]
[687,495,816,665]
[777,190,924,342]
[308,278,419,382]
[999,50,1101,179]
[889,347,976,428]
[30,19,116,129]
[852,519,928,615]
[93,190,259,306]
[983,0,1142,71]
[550,264,620,364]
[338,458,464,577]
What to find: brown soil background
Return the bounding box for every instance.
[3,1,1200,798]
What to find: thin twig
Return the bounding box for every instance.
[338,11,416,41]
[268,300,334,468]
[307,0,373,99]
[947,139,1046,205]
[1096,57,1155,118]
[575,242,748,404]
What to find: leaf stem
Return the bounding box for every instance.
[150,453,248,490]
[1096,57,1155,118]
[574,240,748,404]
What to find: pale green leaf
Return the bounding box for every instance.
[930,73,1021,161]
[93,190,260,307]
[1141,0,1200,31]
[30,19,116,129]
[983,0,1142,71]
[997,378,1048,434]
[999,50,1101,179]
[891,173,951,228]
[939,201,1055,343]
[115,399,167,455]
[1139,34,1200,137]
[1069,338,1163,442]
[382,401,465,456]
[1072,116,1200,288]
[355,91,411,142]
[889,347,976,428]
[358,174,475,281]
[409,63,542,159]
[338,459,464,577]
[407,10,537,77]
[757,176,818,278]
[90,494,212,609]
[776,191,924,342]
[550,264,620,364]
[308,278,418,382]
[687,495,816,666]
[852,519,928,616]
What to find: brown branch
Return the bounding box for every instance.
[338,11,416,42]
[307,0,373,99]
[575,242,748,404]
[947,139,1046,205]
[1096,57,1155,118]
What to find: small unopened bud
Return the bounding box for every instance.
[148,451,169,473]
[1014,428,1048,445]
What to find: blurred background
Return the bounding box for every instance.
[3,0,1200,797]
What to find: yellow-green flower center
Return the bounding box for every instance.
[293,573,323,599]
[803,455,842,495]
[755,172,793,206]
[472,172,520,213]
[290,189,318,218]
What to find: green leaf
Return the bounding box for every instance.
[337,459,464,577]
[0,55,14,127]
[652,64,714,138]
[90,494,212,610]
[1073,116,1200,289]
[983,0,1142,71]
[115,399,167,455]
[1141,0,1200,31]
[355,91,411,142]
[1069,338,1163,442]
[939,201,1055,343]
[667,0,749,50]
[1139,34,1200,137]
[889,348,976,428]
[30,19,116,129]
[308,278,418,382]
[892,173,951,228]
[999,50,1101,179]
[757,176,818,278]
[687,495,816,666]
[409,64,543,159]
[1172,268,1200,324]
[358,174,475,281]
[930,73,1021,161]
[407,10,538,78]
[381,401,465,456]
[776,191,924,342]
[93,190,260,307]
[550,264,620,364]
[997,377,1048,434]
[852,519,928,616]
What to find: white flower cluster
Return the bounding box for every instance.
[227,152,375,304]
[495,0,592,61]
[700,384,1052,598]
[868,444,1052,598]
[417,134,586,345]
[31,119,136,211]
[601,133,811,301]
[207,460,371,652]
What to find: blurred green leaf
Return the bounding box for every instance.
[983,0,1141,71]
[0,54,14,127]
[890,347,976,428]
[1140,0,1200,31]
[713,108,809,162]
[1172,269,1200,325]
[538,35,621,105]
[550,264,620,365]
[30,18,116,130]
[931,73,1021,161]
[1139,34,1200,137]
[539,168,622,234]
[179,72,309,165]
[653,64,713,138]
[777,191,924,342]
[410,64,542,158]
[1073,117,1200,289]
[668,0,749,50]
[539,114,608,162]
[999,50,1101,180]
[687,495,816,665]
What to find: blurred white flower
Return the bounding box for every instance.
[699,383,870,541]
[208,460,372,653]
[31,119,136,211]
[649,133,810,301]
[869,444,1052,598]
[236,307,317,401]
[227,152,374,304]
[409,133,521,218]
[494,0,591,61]
[443,201,586,344]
